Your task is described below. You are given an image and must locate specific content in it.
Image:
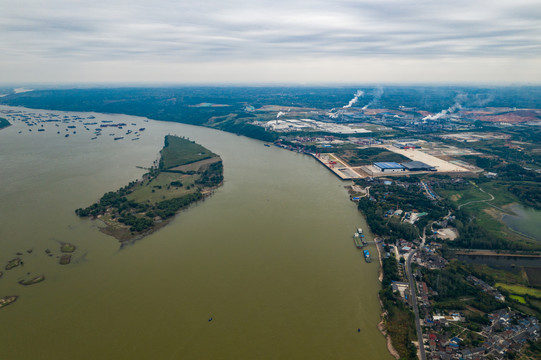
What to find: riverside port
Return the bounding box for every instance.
[272,140,480,181]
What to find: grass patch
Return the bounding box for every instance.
[127,172,199,204]
[496,283,541,298]
[60,243,76,253]
[160,135,217,170]
[439,180,538,246]
[510,295,527,304]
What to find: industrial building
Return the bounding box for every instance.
[401,161,436,172]
[393,143,421,149]
[374,162,405,172]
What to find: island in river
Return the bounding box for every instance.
[76,135,223,245]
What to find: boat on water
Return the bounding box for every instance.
[353,233,362,249]
[0,295,18,309]
[357,228,363,234]
[363,250,371,263]
[264,143,271,147]
[114,136,124,140]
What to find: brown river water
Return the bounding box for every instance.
[0,106,389,359]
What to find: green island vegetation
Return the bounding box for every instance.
[60,243,76,253]
[0,117,10,129]
[59,254,71,265]
[75,135,223,244]
[5,258,22,271]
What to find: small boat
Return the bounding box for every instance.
[114,136,124,140]
[264,143,271,147]
[363,250,371,263]
[0,295,18,309]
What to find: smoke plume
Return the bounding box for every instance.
[362,86,384,110]
[343,90,364,108]
[423,93,466,121]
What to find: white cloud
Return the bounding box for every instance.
[1,0,540,83]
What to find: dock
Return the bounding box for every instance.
[311,153,366,180]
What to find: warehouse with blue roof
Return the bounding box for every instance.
[374,162,405,172]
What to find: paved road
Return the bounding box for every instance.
[406,250,426,360]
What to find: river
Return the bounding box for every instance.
[0,106,389,359]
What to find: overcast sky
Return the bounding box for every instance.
[1,0,541,84]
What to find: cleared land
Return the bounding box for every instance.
[381,145,469,172]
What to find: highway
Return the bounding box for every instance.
[406,250,426,360]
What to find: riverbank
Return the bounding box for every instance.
[374,239,400,359]
[76,135,223,245]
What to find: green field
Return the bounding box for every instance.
[160,135,217,169]
[127,172,199,204]
[510,295,527,304]
[438,180,538,246]
[496,283,541,298]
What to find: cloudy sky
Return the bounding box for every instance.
[2,0,541,84]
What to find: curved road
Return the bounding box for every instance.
[406,250,426,360]
[457,184,494,210]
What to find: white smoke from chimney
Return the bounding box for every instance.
[423,95,465,121]
[343,90,364,108]
[362,86,384,110]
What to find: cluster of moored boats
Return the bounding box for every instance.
[353,228,371,262]
[2,109,148,142]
